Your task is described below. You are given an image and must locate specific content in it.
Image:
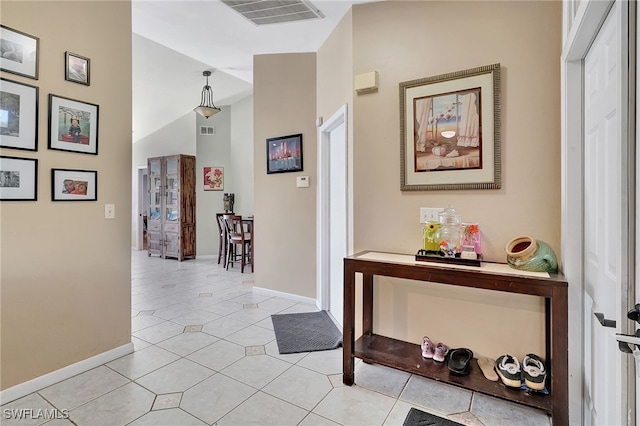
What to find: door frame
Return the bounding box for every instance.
[135,166,147,251]
[562,0,635,423]
[317,104,353,311]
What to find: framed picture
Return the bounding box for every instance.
[400,63,501,191]
[266,133,303,174]
[51,168,97,201]
[0,156,37,201]
[204,166,224,191]
[48,94,99,155]
[65,52,90,86]
[0,25,39,80]
[0,78,38,151]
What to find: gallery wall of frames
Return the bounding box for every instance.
[0,24,97,202]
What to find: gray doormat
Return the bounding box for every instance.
[271,311,342,354]
[403,408,463,426]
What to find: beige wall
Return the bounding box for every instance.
[317,9,353,125]
[0,1,132,390]
[346,1,562,359]
[253,53,317,298]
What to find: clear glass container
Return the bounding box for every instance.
[437,205,463,257]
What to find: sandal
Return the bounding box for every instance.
[433,342,449,362]
[477,357,498,381]
[421,336,434,359]
[447,348,473,375]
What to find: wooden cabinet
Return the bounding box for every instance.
[147,154,196,261]
[343,251,568,425]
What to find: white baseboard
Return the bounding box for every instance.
[0,342,133,405]
[196,254,216,260]
[253,286,317,305]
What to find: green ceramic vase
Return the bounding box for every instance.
[505,235,558,273]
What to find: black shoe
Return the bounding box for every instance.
[522,353,546,391]
[447,348,473,375]
[495,354,521,388]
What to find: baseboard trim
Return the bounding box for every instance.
[196,254,216,260]
[253,287,317,305]
[0,342,133,405]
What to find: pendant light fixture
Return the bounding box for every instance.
[194,70,221,118]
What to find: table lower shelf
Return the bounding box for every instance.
[353,334,553,414]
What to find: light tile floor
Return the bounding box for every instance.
[1,250,552,425]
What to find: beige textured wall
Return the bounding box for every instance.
[1,1,132,389]
[347,1,560,359]
[253,53,317,298]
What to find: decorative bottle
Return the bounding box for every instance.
[423,222,441,253]
[437,205,463,257]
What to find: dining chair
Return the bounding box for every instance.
[223,214,252,273]
[216,213,227,266]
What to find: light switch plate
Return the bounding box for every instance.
[420,207,442,223]
[105,204,115,219]
[296,176,309,188]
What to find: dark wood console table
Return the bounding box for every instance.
[343,251,568,425]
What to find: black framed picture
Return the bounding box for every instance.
[0,25,39,80]
[48,94,99,155]
[51,168,97,201]
[0,156,37,201]
[266,133,303,174]
[0,77,38,151]
[65,52,90,86]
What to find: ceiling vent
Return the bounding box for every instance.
[221,0,325,26]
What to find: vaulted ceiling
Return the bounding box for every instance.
[132,0,375,143]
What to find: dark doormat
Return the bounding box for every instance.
[271,310,342,354]
[403,408,463,426]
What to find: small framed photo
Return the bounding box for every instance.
[0,78,39,151]
[266,133,303,174]
[51,168,97,201]
[0,156,37,201]
[204,166,224,191]
[0,25,39,80]
[65,52,90,86]
[48,94,99,155]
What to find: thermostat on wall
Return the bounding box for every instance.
[296,176,309,188]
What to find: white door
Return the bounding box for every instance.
[317,105,350,327]
[328,121,347,326]
[583,2,629,424]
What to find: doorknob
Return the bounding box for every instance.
[594,312,616,328]
[627,304,640,323]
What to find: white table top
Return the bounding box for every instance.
[352,251,550,279]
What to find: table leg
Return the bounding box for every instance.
[551,287,569,425]
[250,220,254,272]
[343,259,355,385]
[363,274,373,335]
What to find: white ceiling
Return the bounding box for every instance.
[132,0,373,142]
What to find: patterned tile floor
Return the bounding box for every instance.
[1,250,551,425]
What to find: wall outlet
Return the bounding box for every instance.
[420,207,442,224]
